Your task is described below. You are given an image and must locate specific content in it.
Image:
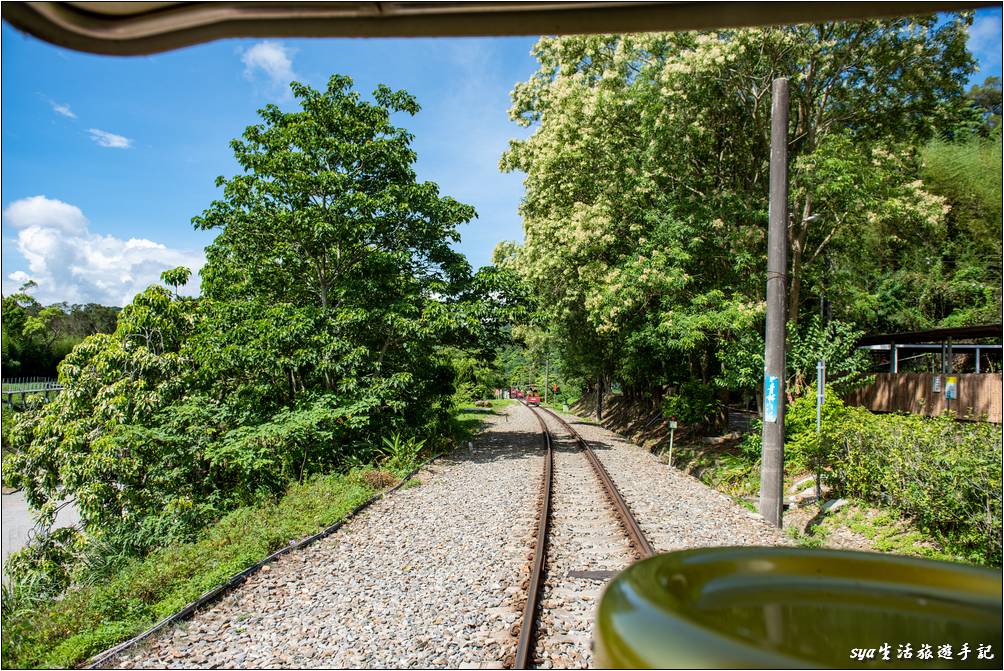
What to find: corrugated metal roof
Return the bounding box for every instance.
[858,324,1003,346]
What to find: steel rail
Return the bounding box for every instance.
[513,405,554,670]
[536,406,656,560]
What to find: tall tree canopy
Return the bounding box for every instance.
[500,15,985,402]
[1,282,120,377]
[195,76,474,308]
[5,75,482,556]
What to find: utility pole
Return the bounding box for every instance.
[544,354,549,405]
[759,77,789,528]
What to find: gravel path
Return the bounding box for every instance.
[547,409,789,552]
[110,404,544,669]
[531,411,634,670]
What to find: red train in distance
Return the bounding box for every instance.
[526,388,541,406]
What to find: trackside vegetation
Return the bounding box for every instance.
[2,74,527,666]
[498,16,999,407]
[2,470,377,669]
[740,395,1002,565]
[493,15,1001,566]
[825,408,1002,566]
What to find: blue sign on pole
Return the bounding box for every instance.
[764,375,779,423]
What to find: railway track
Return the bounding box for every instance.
[513,402,655,669]
[86,400,784,669]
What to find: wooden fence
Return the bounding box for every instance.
[844,373,1002,423]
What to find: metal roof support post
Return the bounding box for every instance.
[976,346,981,374]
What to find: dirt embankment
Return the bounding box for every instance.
[569,394,678,451]
[569,393,755,452]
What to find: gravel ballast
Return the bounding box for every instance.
[109,402,789,669]
[548,408,789,552]
[111,405,543,669]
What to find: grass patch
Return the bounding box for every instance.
[452,409,488,441]
[540,401,570,414]
[1,470,381,670]
[820,502,960,563]
[360,469,399,489]
[785,523,829,549]
[487,398,516,410]
[569,412,600,425]
[664,441,760,500]
[451,398,513,442]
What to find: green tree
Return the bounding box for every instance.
[1,282,41,374]
[195,75,474,310]
[5,75,480,570]
[967,75,1002,130]
[502,16,976,400]
[160,266,192,297]
[915,130,1003,327]
[2,283,121,377]
[1,282,71,377]
[5,285,198,550]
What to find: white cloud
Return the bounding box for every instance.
[2,195,88,235]
[2,195,203,307]
[87,128,132,149]
[968,13,1002,71]
[242,41,296,91]
[51,101,76,119]
[8,270,32,286]
[242,41,295,83]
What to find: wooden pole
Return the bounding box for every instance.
[759,77,788,528]
[544,355,549,405]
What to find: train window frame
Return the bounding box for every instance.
[3,1,993,56]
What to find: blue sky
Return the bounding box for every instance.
[2,8,1001,307]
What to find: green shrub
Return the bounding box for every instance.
[1,471,377,669]
[378,433,426,476]
[739,386,848,470]
[3,528,85,602]
[784,387,850,471]
[735,392,1001,566]
[825,408,1002,566]
[662,381,721,429]
[1,406,12,453]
